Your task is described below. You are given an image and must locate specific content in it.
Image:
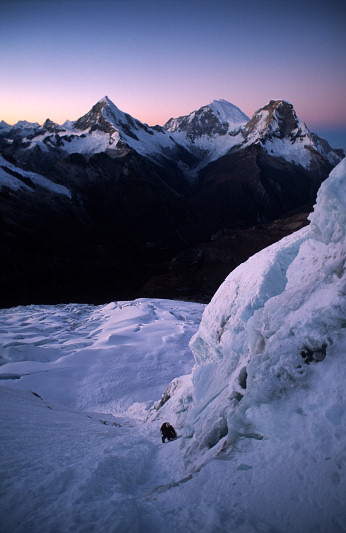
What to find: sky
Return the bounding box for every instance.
[1,0,345,148]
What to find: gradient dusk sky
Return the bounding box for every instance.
[1,0,345,148]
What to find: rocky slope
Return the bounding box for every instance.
[139,207,311,302]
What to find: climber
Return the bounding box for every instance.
[160,422,177,443]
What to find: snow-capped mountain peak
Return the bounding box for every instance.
[164,99,249,139]
[42,118,65,133]
[73,96,121,134]
[98,95,136,128]
[242,99,342,168]
[244,99,306,140]
[72,96,166,151]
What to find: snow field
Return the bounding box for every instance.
[0,299,204,532]
[0,299,203,415]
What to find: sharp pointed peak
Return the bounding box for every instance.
[73,95,141,134]
[92,95,125,118]
[43,118,64,132]
[98,95,113,106]
[43,118,57,126]
[95,96,123,114]
[0,120,10,129]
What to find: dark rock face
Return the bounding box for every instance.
[73,100,117,134]
[0,98,343,307]
[243,100,300,140]
[42,119,65,133]
[139,208,311,303]
[187,143,330,235]
[0,150,195,307]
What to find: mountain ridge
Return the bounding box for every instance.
[0,95,344,306]
[0,96,343,171]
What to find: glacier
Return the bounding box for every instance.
[0,160,345,532]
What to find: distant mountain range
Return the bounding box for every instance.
[0,97,343,306]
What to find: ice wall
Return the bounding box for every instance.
[186,158,346,458]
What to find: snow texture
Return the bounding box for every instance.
[0,161,345,532]
[0,299,202,415]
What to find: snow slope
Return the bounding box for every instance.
[0,299,205,533]
[0,161,345,532]
[0,154,71,197]
[209,99,249,131]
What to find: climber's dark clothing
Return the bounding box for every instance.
[160,422,177,443]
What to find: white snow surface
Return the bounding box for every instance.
[0,299,205,533]
[0,299,202,416]
[25,125,121,157]
[170,128,244,179]
[208,99,249,131]
[0,154,71,197]
[0,161,345,532]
